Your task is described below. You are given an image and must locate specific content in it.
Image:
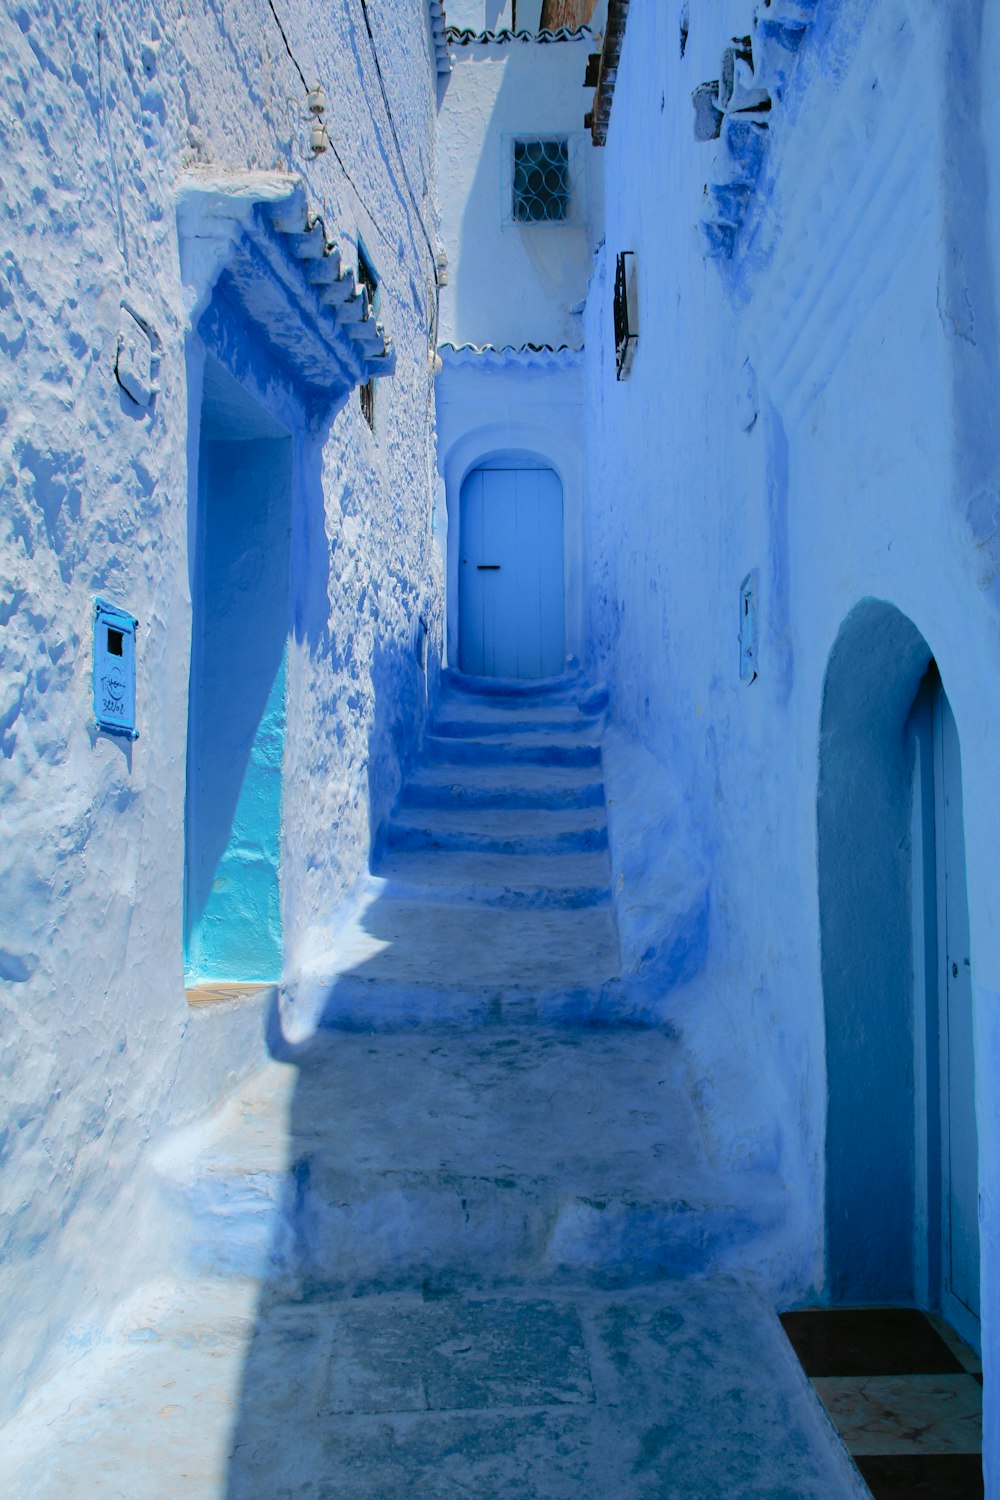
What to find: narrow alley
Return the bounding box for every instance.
[3,1,999,1495]
[5,675,863,1497]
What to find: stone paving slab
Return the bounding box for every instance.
[319,898,621,988]
[4,1278,871,1500]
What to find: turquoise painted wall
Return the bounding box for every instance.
[185,414,292,983]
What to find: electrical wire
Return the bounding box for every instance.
[356,0,440,288]
[263,0,403,265]
[267,0,308,91]
[265,0,440,337]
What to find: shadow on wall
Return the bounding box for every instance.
[366,627,437,869]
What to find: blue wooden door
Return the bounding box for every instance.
[459,466,565,678]
[936,685,980,1336]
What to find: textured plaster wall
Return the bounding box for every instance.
[584,0,1000,1368]
[0,0,442,1421]
[437,33,599,348]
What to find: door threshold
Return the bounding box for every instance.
[185,981,276,1009]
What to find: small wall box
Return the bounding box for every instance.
[93,600,139,739]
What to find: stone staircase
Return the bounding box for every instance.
[292,670,623,1027]
[4,672,868,1500]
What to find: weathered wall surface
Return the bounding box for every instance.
[584,0,1000,1380]
[0,0,442,1420]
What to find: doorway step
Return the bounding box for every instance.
[2,673,866,1499]
[781,1307,983,1498]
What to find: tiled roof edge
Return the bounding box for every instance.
[438,341,584,369]
[446,25,593,46]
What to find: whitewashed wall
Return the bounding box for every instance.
[437,31,599,349]
[584,0,1000,1478]
[435,27,598,679]
[0,0,442,1422]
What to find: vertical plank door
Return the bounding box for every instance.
[459,467,564,678]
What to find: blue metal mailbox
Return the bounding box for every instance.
[93,599,139,739]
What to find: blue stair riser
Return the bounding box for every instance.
[401,782,606,811]
[425,739,601,768]
[176,1173,779,1291]
[431,717,603,739]
[289,975,673,1032]
[385,825,610,855]
[441,669,585,700]
[371,879,612,911]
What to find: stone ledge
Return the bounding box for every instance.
[176,170,394,402]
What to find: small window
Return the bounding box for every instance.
[357,240,379,432]
[614,250,638,380]
[502,136,585,227]
[513,139,570,223]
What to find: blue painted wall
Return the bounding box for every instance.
[185,363,293,983]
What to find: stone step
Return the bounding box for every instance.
[442,667,593,704]
[435,690,604,721]
[318,898,620,991]
[431,714,604,739]
[296,972,640,1030]
[424,736,601,769]
[154,1030,787,1294]
[401,764,606,812]
[371,849,612,909]
[385,806,609,855]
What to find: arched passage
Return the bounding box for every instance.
[819,599,979,1342]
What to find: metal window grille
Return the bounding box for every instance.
[512,139,571,223]
[357,242,379,431]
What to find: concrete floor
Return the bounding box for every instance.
[2,675,869,1498]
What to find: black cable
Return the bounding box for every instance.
[266,0,308,90]
[266,0,440,336]
[325,140,400,262]
[357,0,438,281]
[264,0,397,262]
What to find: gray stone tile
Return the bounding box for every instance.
[323,1297,593,1414]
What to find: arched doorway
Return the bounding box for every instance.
[819,600,979,1345]
[458,459,565,679]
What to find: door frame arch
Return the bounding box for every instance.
[818,596,980,1339]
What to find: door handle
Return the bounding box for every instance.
[477,564,501,571]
